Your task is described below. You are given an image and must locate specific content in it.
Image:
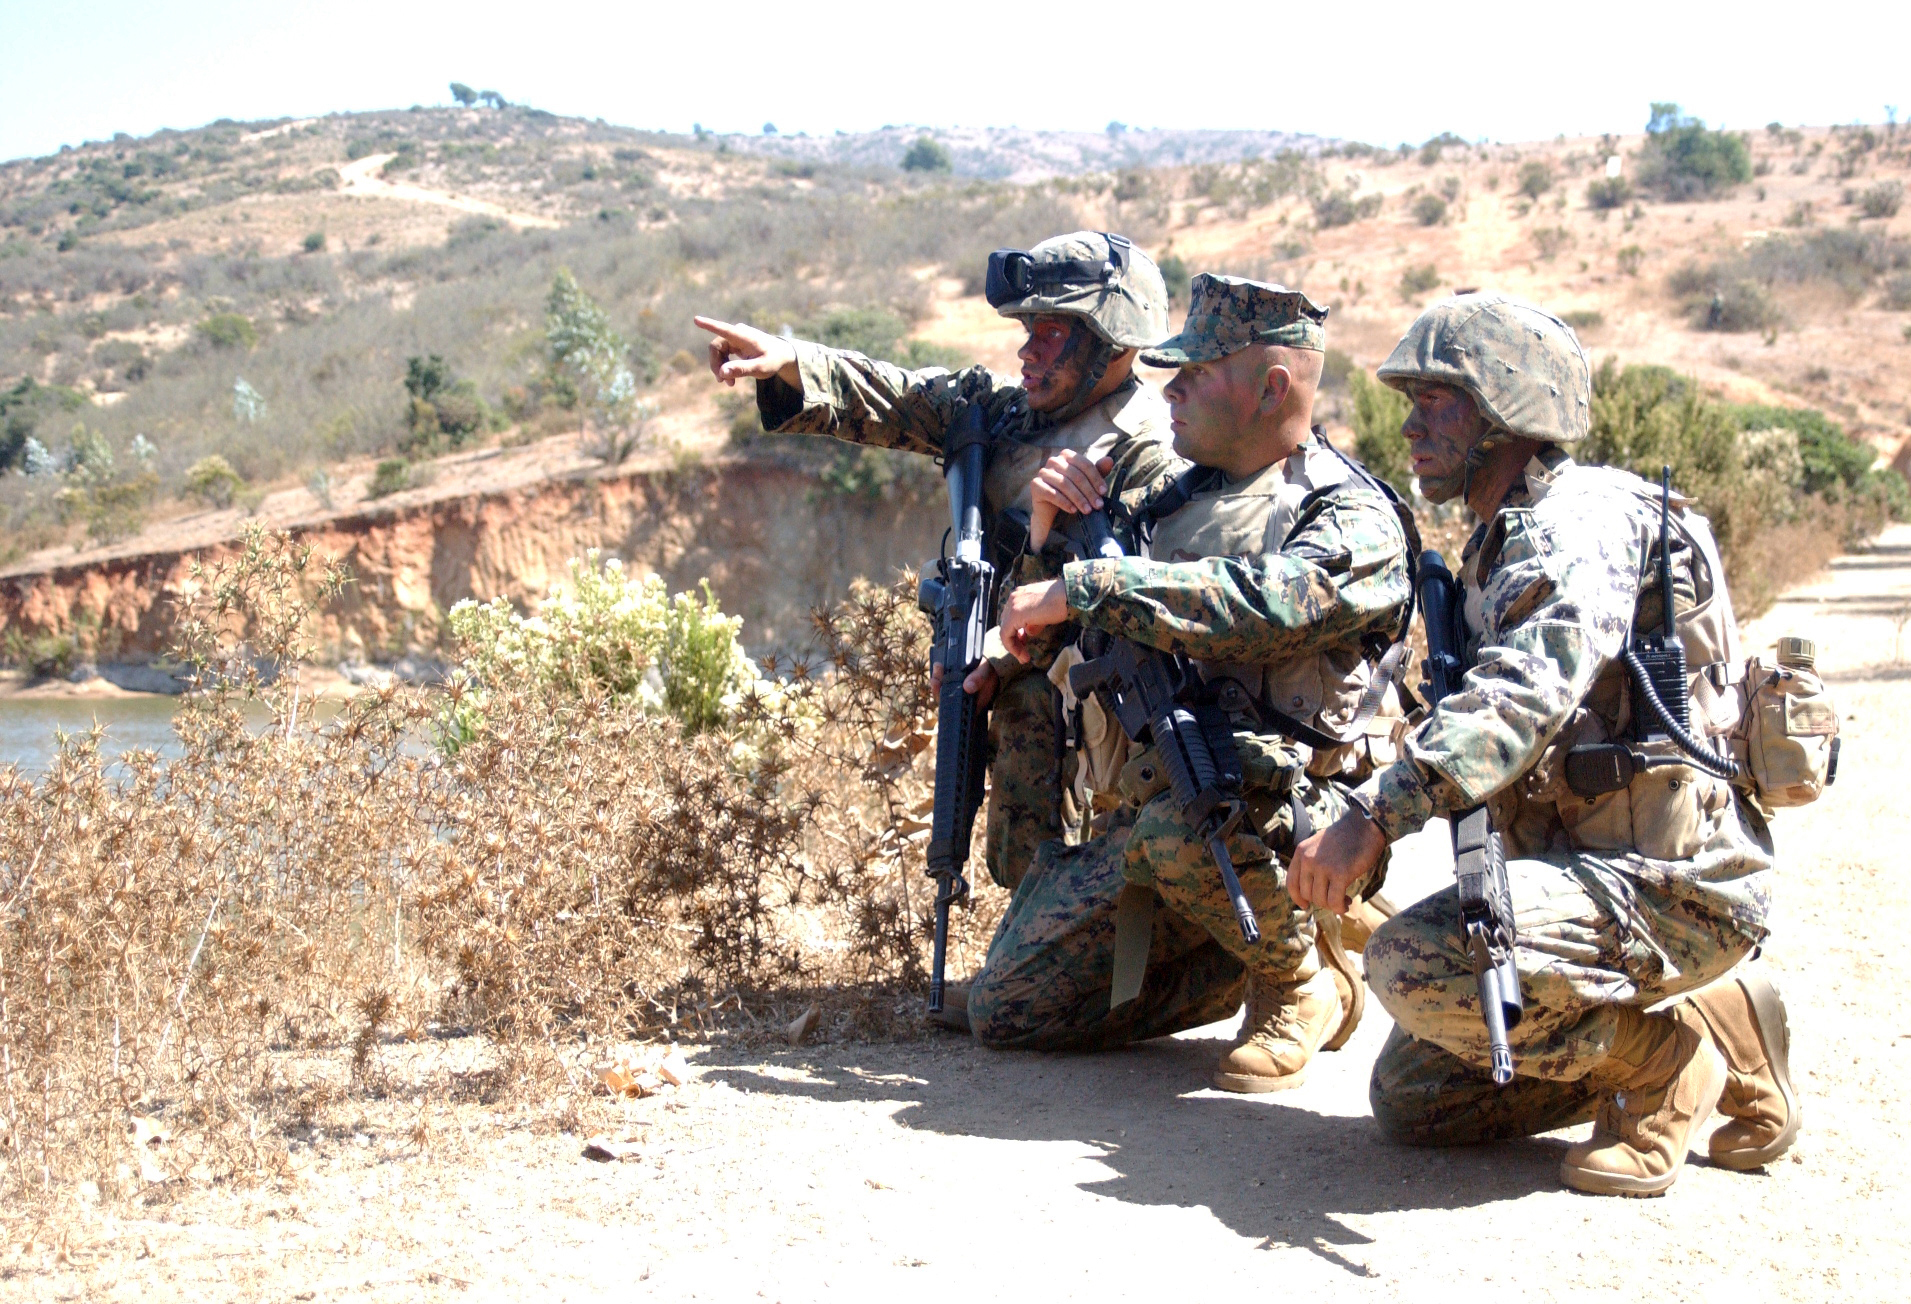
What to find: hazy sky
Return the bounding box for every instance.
[2,0,1906,163]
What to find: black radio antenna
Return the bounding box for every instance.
[1658,465,1674,639]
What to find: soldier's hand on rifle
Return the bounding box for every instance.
[1287,809,1387,915]
[997,580,1069,662]
[694,316,800,388]
[929,659,999,708]
[1028,451,1113,550]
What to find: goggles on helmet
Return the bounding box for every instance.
[984,233,1132,309]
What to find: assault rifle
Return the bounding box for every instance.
[1418,549,1523,1085]
[1065,511,1262,945]
[914,400,995,1014]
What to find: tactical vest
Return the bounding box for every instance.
[1475,465,1750,862]
[1053,437,1400,804]
[981,380,1171,521]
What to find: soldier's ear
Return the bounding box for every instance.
[1260,362,1293,414]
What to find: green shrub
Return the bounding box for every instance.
[1397,263,1440,301]
[1517,161,1553,199]
[302,231,326,253]
[1159,253,1191,305]
[1348,370,1411,498]
[1636,103,1752,200]
[1562,309,1605,331]
[401,353,492,454]
[368,457,411,498]
[1728,402,1908,510]
[446,553,757,741]
[1411,193,1448,226]
[184,454,245,508]
[1586,177,1632,209]
[195,312,257,350]
[1883,273,1911,311]
[901,136,952,173]
[1617,245,1646,276]
[1533,226,1573,260]
[1313,190,1382,228]
[1859,181,1904,219]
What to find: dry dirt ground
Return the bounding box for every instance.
[6,528,1907,1303]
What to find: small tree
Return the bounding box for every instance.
[450,82,478,107]
[545,268,649,462]
[1637,103,1752,200]
[479,90,506,109]
[184,455,245,509]
[1517,161,1554,199]
[901,136,952,173]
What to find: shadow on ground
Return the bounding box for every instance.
[703,1033,1565,1271]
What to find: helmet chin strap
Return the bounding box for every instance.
[1417,428,1508,507]
[1029,320,1118,428]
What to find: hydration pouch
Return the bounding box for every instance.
[1735,638,1840,808]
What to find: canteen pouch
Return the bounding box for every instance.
[1735,656,1839,808]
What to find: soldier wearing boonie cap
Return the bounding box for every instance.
[959,274,1415,1093]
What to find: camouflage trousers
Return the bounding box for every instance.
[1367,804,1775,1146]
[983,670,1079,891]
[967,761,1355,1051]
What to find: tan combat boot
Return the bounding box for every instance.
[1212,966,1343,1093]
[1559,1008,1726,1197]
[1676,974,1800,1169]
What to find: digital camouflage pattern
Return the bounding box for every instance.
[1366,848,1761,1144]
[982,669,1076,891]
[993,231,1172,350]
[968,771,1364,1049]
[969,434,1411,1048]
[1140,274,1327,365]
[967,807,1249,1051]
[1059,466,1410,669]
[1376,292,1591,445]
[1354,450,1776,1138]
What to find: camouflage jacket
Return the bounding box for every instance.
[1054,433,1412,676]
[755,340,1173,527]
[1354,449,1729,847]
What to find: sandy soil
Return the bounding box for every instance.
[335,155,562,231]
[6,527,1906,1302]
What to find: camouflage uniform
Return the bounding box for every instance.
[754,233,1177,889]
[1352,295,1775,1145]
[967,276,1414,1053]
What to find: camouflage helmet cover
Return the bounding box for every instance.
[991,230,1170,350]
[1377,292,1591,443]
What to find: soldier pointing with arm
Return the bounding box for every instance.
[697,233,1179,900]
[1288,293,1804,1196]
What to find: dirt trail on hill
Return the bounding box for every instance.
[337,154,561,229]
[10,529,1911,1302]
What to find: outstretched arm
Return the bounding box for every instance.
[697,316,799,388]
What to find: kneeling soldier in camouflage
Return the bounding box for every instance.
[1289,293,1802,1195]
[697,233,1177,897]
[963,276,1414,1092]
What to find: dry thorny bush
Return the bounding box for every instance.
[0,528,999,1206]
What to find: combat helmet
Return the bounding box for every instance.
[985,231,1170,350]
[1377,292,1591,443]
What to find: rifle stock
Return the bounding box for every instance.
[1417,549,1523,1085]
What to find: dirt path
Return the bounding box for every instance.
[10,529,1910,1302]
[337,154,561,230]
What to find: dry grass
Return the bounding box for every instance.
[0,529,991,1210]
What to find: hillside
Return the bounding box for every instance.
[2,105,1908,650]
